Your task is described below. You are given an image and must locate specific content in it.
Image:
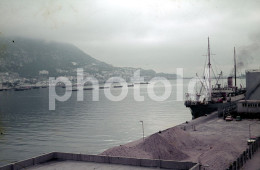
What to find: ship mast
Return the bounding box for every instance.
[207,37,212,101]
[234,47,237,89]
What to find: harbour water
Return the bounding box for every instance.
[0,80,192,166]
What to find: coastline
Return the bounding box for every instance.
[100,112,260,170]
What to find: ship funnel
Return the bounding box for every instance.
[228,76,233,88]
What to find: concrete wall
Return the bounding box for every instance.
[0,152,198,170]
[54,152,197,169]
[0,153,54,170]
[226,137,259,170]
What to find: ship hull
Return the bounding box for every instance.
[186,93,245,119]
[188,102,228,119]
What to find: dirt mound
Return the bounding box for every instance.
[159,127,201,150]
[137,132,188,160]
[101,127,191,161]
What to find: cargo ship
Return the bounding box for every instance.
[184,38,246,119]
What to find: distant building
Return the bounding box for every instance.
[39,70,49,75]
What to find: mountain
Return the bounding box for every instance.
[0,37,176,80]
[0,37,115,77]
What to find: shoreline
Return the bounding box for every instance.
[100,112,260,170]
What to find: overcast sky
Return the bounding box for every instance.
[0,0,259,76]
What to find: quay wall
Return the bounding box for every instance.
[0,152,198,170]
[226,137,260,170]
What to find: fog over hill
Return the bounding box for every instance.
[0,37,176,81]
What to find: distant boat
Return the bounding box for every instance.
[14,86,27,91]
[66,86,78,91]
[134,82,149,85]
[99,86,109,89]
[113,85,123,88]
[14,88,24,91]
[127,84,134,87]
[84,87,94,90]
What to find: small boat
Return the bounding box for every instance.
[84,87,94,90]
[66,86,78,91]
[14,87,26,91]
[135,82,149,85]
[113,85,123,88]
[99,86,109,89]
[127,84,134,87]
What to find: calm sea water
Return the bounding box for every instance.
[0,80,192,166]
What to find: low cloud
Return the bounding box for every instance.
[0,0,259,76]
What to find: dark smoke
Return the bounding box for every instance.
[229,32,260,76]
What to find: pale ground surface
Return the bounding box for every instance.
[26,160,164,170]
[101,112,260,170]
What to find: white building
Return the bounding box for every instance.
[237,100,260,114]
[39,70,49,75]
[237,69,260,117]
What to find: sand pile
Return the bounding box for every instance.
[101,127,191,161]
[101,143,151,159]
[136,132,188,160]
[159,126,201,150]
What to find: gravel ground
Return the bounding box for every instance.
[100,112,260,170]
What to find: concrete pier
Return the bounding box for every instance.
[0,152,198,170]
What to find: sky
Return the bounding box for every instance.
[0,0,260,77]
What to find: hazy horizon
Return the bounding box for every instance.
[1,0,260,76]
